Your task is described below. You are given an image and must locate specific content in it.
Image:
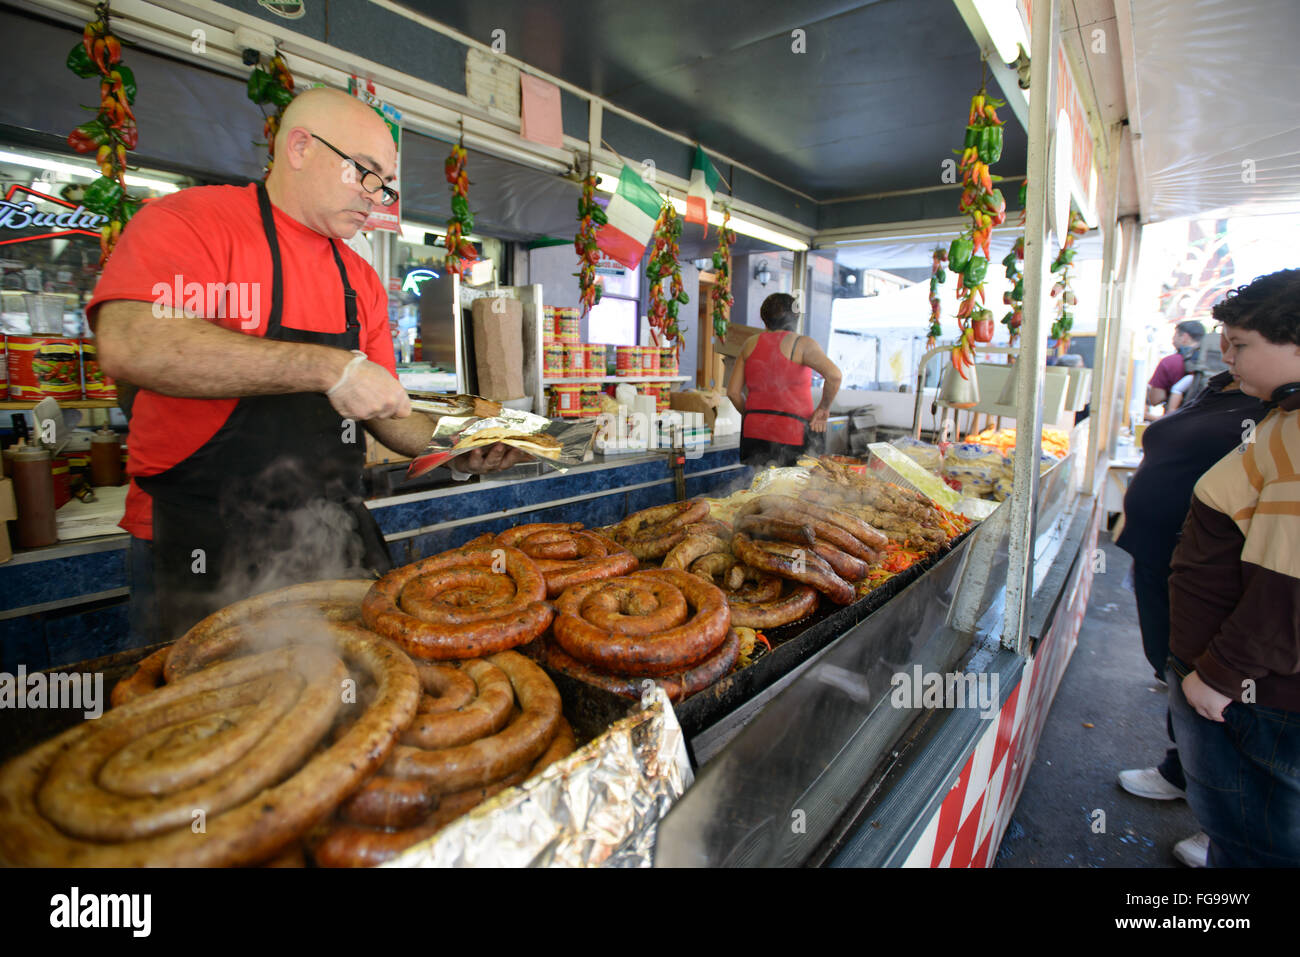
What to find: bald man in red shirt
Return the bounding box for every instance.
[91,88,523,640]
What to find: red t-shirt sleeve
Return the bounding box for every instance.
[1148,353,1185,392]
[86,194,231,329]
[357,268,396,375]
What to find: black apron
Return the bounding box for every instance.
[740,408,824,458]
[138,183,392,640]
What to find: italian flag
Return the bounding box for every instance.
[596,164,662,270]
[686,145,720,233]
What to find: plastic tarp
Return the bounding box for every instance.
[1131,0,1300,221]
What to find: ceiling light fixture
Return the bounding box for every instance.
[972,0,1029,65]
[0,149,180,194]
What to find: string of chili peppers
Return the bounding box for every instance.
[1050,208,1089,351]
[925,247,947,350]
[442,135,479,281]
[246,53,294,174]
[646,202,688,354]
[64,3,140,264]
[575,164,606,316]
[709,204,736,341]
[999,179,1028,344]
[948,85,1007,378]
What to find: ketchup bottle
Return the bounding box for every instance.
[7,442,58,548]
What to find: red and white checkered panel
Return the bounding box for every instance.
[903,510,1100,867]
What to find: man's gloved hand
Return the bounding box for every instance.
[326,350,411,420]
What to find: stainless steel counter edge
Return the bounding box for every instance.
[1,437,744,566]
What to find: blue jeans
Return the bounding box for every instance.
[1168,656,1300,867]
[1132,560,1184,789]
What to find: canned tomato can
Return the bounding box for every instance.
[661,347,678,375]
[542,306,555,345]
[640,345,659,374]
[581,384,601,417]
[559,309,580,344]
[6,336,81,400]
[80,339,117,400]
[616,345,640,377]
[555,384,582,418]
[587,344,605,379]
[563,344,584,377]
[543,344,564,378]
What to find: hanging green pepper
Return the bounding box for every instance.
[81,176,124,216]
[963,255,988,285]
[948,237,973,273]
[67,42,99,78]
[268,83,294,109]
[964,126,980,149]
[978,126,1003,163]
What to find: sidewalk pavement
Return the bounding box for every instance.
[994,537,1201,867]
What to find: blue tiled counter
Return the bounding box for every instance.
[0,440,748,670]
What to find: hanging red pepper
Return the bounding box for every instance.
[441,139,477,280]
[1050,208,1089,352]
[68,2,140,265]
[646,202,687,356]
[710,204,736,340]
[925,247,947,349]
[945,83,1005,367]
[576,166,605,318]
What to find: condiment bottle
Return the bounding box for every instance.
[90,427,124,487]
[7,442,58,548]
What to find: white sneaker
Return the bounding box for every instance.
[1117,767,1186,800]
[1173,831,1209,868]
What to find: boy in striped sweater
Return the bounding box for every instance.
[1167,268,1300,867]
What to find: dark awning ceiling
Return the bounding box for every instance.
[391,0,1028,203]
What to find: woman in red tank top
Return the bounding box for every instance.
[727,293,842,468]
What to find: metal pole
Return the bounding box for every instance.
[1085,126,1125,492]
[1003,0,1059,654]
[792,250,809,334]
[1106,215,1142,458]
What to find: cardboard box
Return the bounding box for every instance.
[713,321,763,358]
[365,432,410,467]
[0,477,16,563]
[670,389,722,429]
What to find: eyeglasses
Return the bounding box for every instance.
[310,133,399,207]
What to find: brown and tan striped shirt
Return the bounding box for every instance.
[1169,392,1300,709]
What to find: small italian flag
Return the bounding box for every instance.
[686,145,720,233]
[596,164,662,270]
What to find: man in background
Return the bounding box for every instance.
[1146,320,1205,414]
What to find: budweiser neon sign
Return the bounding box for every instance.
[0,184,108,246]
